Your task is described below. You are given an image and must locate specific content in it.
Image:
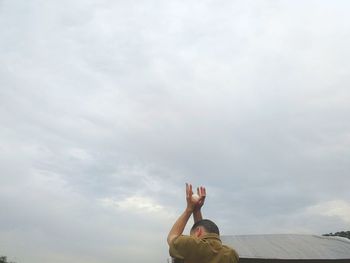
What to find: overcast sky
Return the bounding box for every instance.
[1,0,350,263]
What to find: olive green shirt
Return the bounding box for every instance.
[169,233,239,263]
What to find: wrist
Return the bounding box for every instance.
[185,207,194,213]
[193,207,201,212]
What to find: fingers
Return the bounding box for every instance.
[187,183,206,199]
[186,183,193,199]
[197,186,206,197]
[193,186,206,207]
[199,187,206,203]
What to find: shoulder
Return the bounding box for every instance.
[222,244,239,263]
[171,235,200,247]
[169,235,202,259]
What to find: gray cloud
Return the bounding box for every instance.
[1,0,350,262]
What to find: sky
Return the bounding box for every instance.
[1,0,350,262]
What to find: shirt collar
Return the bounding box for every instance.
[200,233,221,242]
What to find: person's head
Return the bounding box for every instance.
[190,219,220,238]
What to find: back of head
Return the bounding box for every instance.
[191,219,220,235]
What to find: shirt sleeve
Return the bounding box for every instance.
[169,235,199,260]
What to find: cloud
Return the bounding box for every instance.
[1,0,350,263]
[306,200,350,224]
[100,195,171,216]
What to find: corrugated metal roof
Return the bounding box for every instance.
[221,234,350,260]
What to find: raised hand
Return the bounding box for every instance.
[194,186,206,211]
[186,183,197,211]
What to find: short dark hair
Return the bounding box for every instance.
[191,219,220,235]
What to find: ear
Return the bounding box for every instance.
[194,226,204,238]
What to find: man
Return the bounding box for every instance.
[167,183,239,263]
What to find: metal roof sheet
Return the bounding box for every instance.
[221,234,350,260]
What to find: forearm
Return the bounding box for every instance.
[167,208,193,245]
[193,209,203,223]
